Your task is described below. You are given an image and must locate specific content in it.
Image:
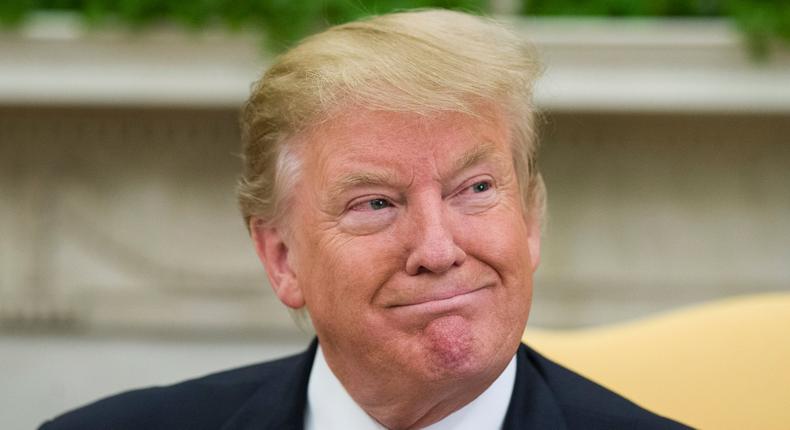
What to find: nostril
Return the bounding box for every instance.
[405,239,467,275]
[404,202,466,275]
[415,266,432,275]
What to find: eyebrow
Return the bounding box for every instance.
[326,170,399,204]
[325,141,505,203]
[443,141,502,181]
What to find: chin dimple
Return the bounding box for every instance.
[423,315,474,369]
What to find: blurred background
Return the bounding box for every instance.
[2,0,789,428]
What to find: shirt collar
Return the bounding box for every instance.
[305,345,517,430]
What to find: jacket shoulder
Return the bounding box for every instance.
[523,345,692,429]
[39,352,306,430]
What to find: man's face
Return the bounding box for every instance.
[269,106,539,384]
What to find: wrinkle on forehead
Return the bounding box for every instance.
[299,104,512,196]
[323,140,507,207]
[311,101,504,139]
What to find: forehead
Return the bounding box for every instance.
[299,107,512,174]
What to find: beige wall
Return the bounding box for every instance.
[2,107,788,334]
[533,112,790,326]
[1,107,290,336]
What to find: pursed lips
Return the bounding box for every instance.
[386,284,490,308]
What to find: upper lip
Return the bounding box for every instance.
[387,283,488,308]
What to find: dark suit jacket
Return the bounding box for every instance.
[40,341,691,429]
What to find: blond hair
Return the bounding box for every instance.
[238,9,544,228]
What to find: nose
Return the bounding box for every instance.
[404,198,467,275]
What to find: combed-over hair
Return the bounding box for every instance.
[238,9,545,229]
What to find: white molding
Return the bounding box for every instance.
[0,12,265,108]
[2,13,789,112]
[512,18,790,113]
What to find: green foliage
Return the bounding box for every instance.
[728,0,790,57]
[522,0,790,58]
[0,0,487,51]
[0,0,35,26]
[522,0,726,17]
[0,0,787,56]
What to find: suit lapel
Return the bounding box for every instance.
[502,344,568,429]
[221,340,318,430]
[219,341,565,429]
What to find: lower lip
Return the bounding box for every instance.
[390,288,488,315]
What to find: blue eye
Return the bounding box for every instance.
[471,181,491,193]
[369,199,391,210]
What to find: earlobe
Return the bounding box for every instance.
[249,217,305,309]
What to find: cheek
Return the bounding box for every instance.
[450,211,534,346]
[456,211,534,317]
[459,211,531,272]
[299,232,404,323]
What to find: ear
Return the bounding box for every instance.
[525,215,541,272]
[249,217,305,309]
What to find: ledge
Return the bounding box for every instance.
[0,13,264,109]
[513,18,790,113]
[2,13,789,112]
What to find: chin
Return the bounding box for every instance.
[418,315,505,380]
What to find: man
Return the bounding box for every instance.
[42,9,689,429]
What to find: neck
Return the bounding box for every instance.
[320,345,510,430]
[367,384,488,429]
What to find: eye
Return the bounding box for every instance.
[451,177,497,214]
[471,181,491,193]
[343,196,398,234]
[368,198,391,210]
[456,178,495,198]
[350,198,393,212]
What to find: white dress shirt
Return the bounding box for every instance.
[305,345,516,430]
